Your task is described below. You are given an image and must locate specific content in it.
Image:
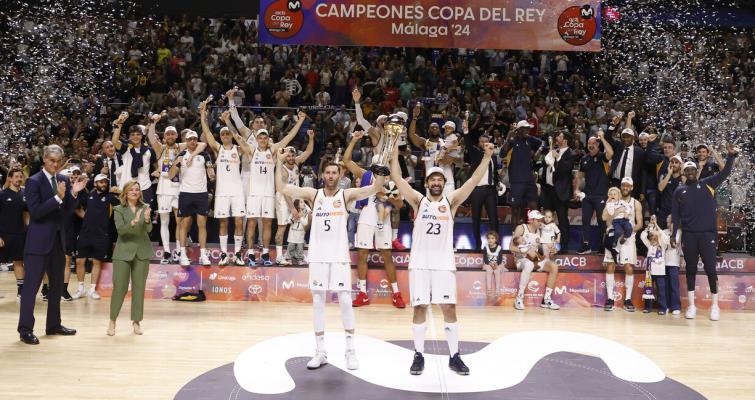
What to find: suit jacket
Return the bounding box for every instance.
[112,204,153,261]
[24,171,79,255]
[463,131,500,186]
[607,137,662,197]
[544,147,576,201]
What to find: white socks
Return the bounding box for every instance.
[391,282,399,293]
[711,293,718,308]
[688,291,696,307]
[160,213,171,252]
[315,334,325,352]
[624,274,634,300]
[358,280,367,293]
[276,245,283,258]
[262,248,269,255]
[392,228,398,240]
[445,322,459,355]
[544,287,553,300]
[605,273,615,298]
[345,332,355,351]
[219,235,228,253]
[234,236,243,253]
[412,323,426,353]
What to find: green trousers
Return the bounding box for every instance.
[109,258,150,322]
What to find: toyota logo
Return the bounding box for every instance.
[248,285,263,295]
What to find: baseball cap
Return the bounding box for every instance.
[443,121,456,130]
[395,111,408,121]
[184,130,198,139]
[638,131,650,138]
[425,167,446,181]
[695,143,709,151]
[165,126,177,133]
[256,128,269,136]
[94,174,108,183]
[621,177,634,186]
[670,155,683,163]
[527,210,545,220]
[683,161,698,170]
[621,128,635,136]
[515,120,534,129]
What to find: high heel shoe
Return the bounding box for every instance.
[107,320,116,336]
[133,321,143,335]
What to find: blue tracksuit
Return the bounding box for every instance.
[672,153,737,293]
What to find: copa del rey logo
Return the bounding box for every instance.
[557,5,597,46]
[264,0,304,39]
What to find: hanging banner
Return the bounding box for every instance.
[259,0,601,51]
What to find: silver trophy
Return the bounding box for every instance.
[370,115,403,176]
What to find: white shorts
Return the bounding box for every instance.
[355,223,392,250]
[157,194,178,213]
[603,234,637,266]
[246,195,275,218]
[409,269,457,306]
[309,262,352,291]
[276,195,291,224]
[516,257,548,272]
[214,196,246,218]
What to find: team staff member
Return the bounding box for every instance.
[112,113,155,204]
[502,120,542,228]
[657,155,684,229]
[108,181,153,336]
[672,144,737,321]
[541,131,576,253]
[574,130,613,254]
[72,174,120,300]
[0,168,29,299]
[18,144,86,345]
[462,123,500,251]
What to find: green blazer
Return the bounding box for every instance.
[112,204,154,261]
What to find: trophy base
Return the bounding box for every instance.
[370,165,390,177]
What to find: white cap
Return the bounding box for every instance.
[93,173,108,183]
[621,128,635,136]
[443,121,456,130]
[527,209,545,220]
[69,165,81,172]
[429,122,440,127]
[621,177,634,186]
[515,120,534,129]
[184,130,198,139]
[256,128,269,136]
[670,155,683,163]
[165,126,177,133]
[638,131,650,138]
[425,167,446,181]
[683,161,698,170]
[395,111,408,121]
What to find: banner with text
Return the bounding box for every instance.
[259,0,601,51]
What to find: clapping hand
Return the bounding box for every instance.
[72,177,87,196]
[56,181,66,199]
[143,207,151,223]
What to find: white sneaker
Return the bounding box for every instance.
[275,257,291,266]
[514,297,525,310]
[345,350,359,370]
[88,288,101,300]
[709,306,720,321]
[672,310,681,315]
[72,285,85,300]
[218,252,229,266]
[307,351,328,369]
[541,298,560,310]
[685,306,697,319]
[199,254,211,266]
[179,253,191,266]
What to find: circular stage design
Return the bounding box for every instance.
[176,332,706,400]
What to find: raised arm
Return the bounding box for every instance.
[389,140,422,209]
[345,173,385,204]
[448,143,494,208]
[275,155,316,202]
[625,111,635,132]
[199,97,220,153]
[573,171,584,198]
[705,144,737,189]
[407,103,427,150]
[352,88,374,131]
[111,112,129,151]
[295,130,315,165]
[227,88,253,139]
[342,131,368,179]
[272,111,307,151]
[710,146,726,170]
[146,113,164,155]
[598,129,613,160]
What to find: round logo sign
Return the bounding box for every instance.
[263,0,304,39]
[557,5,597,46]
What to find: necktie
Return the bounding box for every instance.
[50,175,57,193]
[488,159,494,185]
[110,157,116,183]
[619,148,629,179]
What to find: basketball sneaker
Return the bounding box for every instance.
[709,306,720,321]
[514,296,525,310]
[345,349,359,370]
[179,252,191,267]
[352,291,370,307]
[410,351,425,375]
[671,309,681,315]
[199,253,212,266]
[306,351,328,370]
[218,252,229,266]
[577,242,591,255]
[72,283,85,300]
[160,252,171,265]
[623,299,636,312]
[41,284,49,301]
[392,238,406,250]
[392,292,406,309]
[275,257,290,266]
[261,253,273,266]
[540,298,560,310]
[171,249,181,264]
[685,305,697,319]
[88,288,101,300]
[604,298,615,311]
[234,252,245,266]
[246,252,257,267]
[62,289,73,302]
[449,353,469,375]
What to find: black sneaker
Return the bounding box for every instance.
[624,299,636,312]
[234,252,246,266]
[261,253,273,266]
[160,252,171,265]
[62,289,73,302]
[449,352,469,375]
[246,253,257,267]
[41,284,49,301]
[604,298,615,311]
[577,242,592,255]
[410,351,424,375]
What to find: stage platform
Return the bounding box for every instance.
[90,246,755,311]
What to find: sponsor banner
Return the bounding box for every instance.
[259,0,601,52]
[95,264,755,310]
[148,245,755,273]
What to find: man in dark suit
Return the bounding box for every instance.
[606,112,662,199]
[18,144,87,345]
[463,130,500,250]
[541,131,576,253]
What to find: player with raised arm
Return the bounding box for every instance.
[276,132,385,371]
[389,138,495,376]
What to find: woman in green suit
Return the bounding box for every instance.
[108,181,153,336]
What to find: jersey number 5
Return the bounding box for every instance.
[324,220,331,231]
[426,223,441,235]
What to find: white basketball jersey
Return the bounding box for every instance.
[408,197,455,271]
[282,163,299,187]
[249,148,275,196]
[215,145,243,197]
[516,224,540,260]
[156,144,180,196]
[308,189,350,263]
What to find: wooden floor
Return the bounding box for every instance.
[0,272,753,400]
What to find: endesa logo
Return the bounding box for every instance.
[242,273,270,281]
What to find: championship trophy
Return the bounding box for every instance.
[370,115,402,176]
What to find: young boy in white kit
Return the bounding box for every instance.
[640,215,669,315]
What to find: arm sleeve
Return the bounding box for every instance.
[354,103,373,131]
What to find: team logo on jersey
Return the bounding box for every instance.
[438,205,448,213]
[232,153,237,159]
[333,200,342,208]
[266,154,272,159]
